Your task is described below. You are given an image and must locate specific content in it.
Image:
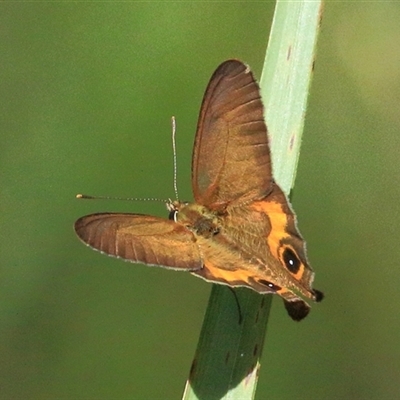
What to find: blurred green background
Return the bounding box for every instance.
[2,3,400,399]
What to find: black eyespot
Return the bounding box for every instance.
[284,299,310,321]
[313,289,324,302]
[168,210,177,221]
[282,247,301,273]
[258,279,281,292]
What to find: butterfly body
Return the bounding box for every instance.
[75,59,323,321]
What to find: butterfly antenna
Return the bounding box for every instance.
[171,116,179,201]
[76,194,165,202]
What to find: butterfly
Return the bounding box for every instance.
[75,59,323,321]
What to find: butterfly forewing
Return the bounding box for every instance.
[192,60,273,209]
[75,213,202,270]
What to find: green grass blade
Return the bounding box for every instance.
[183,1,323,399]
[260,1,323,191]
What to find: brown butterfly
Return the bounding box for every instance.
[75,59,323,321]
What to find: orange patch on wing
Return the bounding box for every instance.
[251,200,289,260]
[292,263,305,281]
[276,287,292,298]
[193,259,252,287]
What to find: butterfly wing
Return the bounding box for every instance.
[75,213,202,270]
[190,60,323,320]
[192,59,272,209]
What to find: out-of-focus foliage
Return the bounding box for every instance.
[1,3,399,399]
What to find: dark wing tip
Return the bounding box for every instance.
[313,289,324,302]
[74,217,85,238]
[74,214,111,244]
[284,299,311,321]
[213,59,249,78]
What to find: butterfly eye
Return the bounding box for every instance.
[168,210,178,222]
[258,279,281,292]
